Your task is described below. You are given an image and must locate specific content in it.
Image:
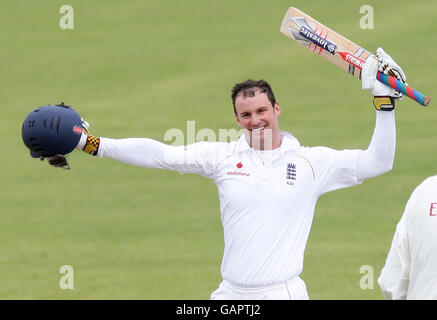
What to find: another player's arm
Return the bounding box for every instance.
[378,201,411,300]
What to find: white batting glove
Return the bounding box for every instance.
[376,48,407,84]
[75,118,89,150]
[362,55,397,97]
[75,118,101,156]
[362,47,407,99]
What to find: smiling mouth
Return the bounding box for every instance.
[250,125,267,133]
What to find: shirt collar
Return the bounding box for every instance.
[236,130,300,152]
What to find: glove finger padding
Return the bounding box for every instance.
[376,47,407,83]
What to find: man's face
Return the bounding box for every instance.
[234,90,281,150]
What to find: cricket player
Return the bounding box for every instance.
[46,48,404,299]
[378,176,437,300]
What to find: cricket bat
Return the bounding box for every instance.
[280,7,430,107]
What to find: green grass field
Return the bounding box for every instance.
[1,0,436,299]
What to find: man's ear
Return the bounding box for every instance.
[274,102,281,116]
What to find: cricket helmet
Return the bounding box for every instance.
[21,103,83,158]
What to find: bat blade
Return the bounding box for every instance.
[280,7,430,106]
[280,7,370,79]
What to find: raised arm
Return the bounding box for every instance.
[357,47,407,180]
[356,110,395,181]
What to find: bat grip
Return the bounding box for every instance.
[376,72,430,107]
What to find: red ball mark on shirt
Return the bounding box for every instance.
[237,162,243,169]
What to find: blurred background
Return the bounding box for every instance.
[0,0,435,299]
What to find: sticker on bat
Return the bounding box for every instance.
[299,26,337,54]
[338,51,366,69]
[286,16,337,55]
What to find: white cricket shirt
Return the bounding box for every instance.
[98,111,395,288]
[378,176,437,300]
[98,131,362,287]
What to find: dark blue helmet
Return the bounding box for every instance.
[22,103,83,158]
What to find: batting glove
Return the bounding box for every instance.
[376,47,407,85]
[75,118,89,151]
[362,48,406,111]
[75,118,100,156]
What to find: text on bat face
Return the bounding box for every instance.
[298,26,337,55]
[344,53,365,69]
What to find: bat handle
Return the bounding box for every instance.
[376,72,430,107]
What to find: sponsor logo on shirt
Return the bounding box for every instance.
[227,171,250,176]
[227,162,250,176]
[286,163,297,185]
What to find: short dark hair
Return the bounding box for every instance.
[231,79,277,115]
